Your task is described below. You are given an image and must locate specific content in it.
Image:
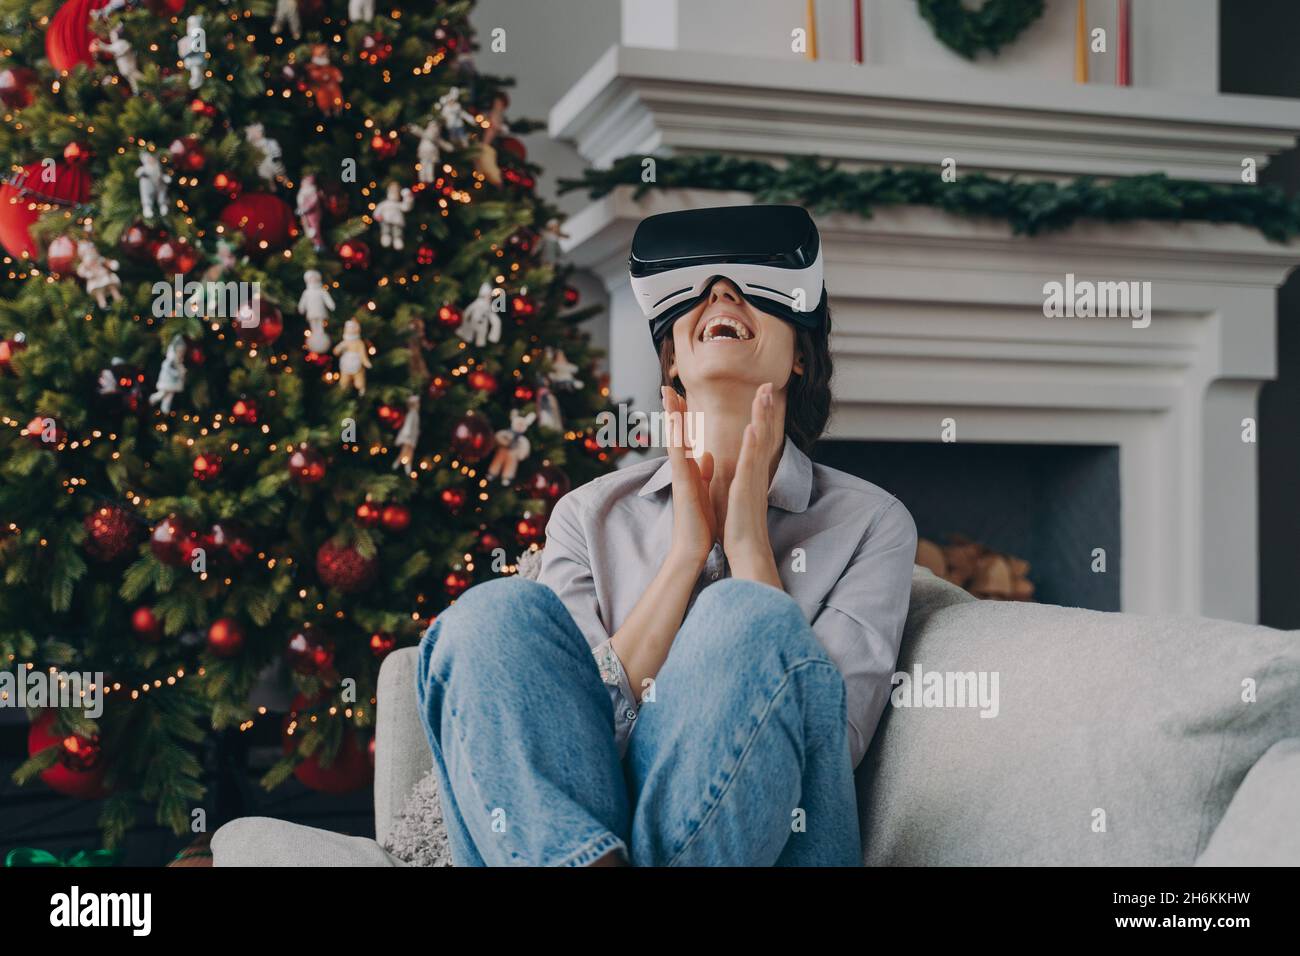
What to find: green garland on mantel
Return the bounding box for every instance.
[557,154,1300,243]
[916,0,1046,60]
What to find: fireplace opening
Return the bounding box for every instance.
[813,440,1121,612]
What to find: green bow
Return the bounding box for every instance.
[4,847,121,867]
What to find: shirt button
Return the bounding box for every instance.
[710,571,719,580]
[625,709,637,721]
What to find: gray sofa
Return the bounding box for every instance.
[213,568,1300,866]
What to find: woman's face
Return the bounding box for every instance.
[669,278,802,394]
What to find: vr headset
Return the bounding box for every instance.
[628,204,828,347]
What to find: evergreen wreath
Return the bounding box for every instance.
[916,0,1047,59]
[559,154,1300,243]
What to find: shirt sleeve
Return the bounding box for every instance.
[810,497,917,769]
[536,494,639,755]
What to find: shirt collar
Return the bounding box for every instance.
[636,435,813,514]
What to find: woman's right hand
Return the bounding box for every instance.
[662,385,716,566]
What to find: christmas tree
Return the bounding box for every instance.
[0,0,615,845]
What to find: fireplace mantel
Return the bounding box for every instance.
[547,42,1300,625]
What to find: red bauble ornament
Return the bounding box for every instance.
[369,131,400,159]
[360,32,393,64]
[427,375,449,400]
[467,368,497,393]
[286,629,335,676]
[23,415,64,446]
[120,222,152,260]
[288,444,326,484]
[563,285,581,307]
[416,243,436,266]
[131,605,162,642]
[321,183,349,218]
[513,384,536,403]
[516,513,547,545]
[190,97,217,117]
[203,521,254,564]
[526,464,571,503]
[151,515,196,566]
[336,239,370,269]
[237,301,283,345]
[510,294,537,319]
[381,503,411,532]
[0,67,37,109]
[168,136,205,172]
[192,453,223,481]
[0,160,91,260]
[27,711,109,800]
[435,303,462,330]
[220,192,296,253]
[0,332,26,374]
[478,530,504,553]
[83,505,137,562]
[439,487,466,514]
[449,411,494,462]
[354,501,382,527]
[290,725,372,794]
[315,540,377,593]
[377,403,406,430]
[207,617,245,658]
[46,234,76,273]
[231,398,258,424]
[212,171,242,199]
[369,631,396,659]
[444,568,471,598]
[154,236,199,274]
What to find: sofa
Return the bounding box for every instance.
[212,568,1300,866]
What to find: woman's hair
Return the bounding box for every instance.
[658,306,834,454]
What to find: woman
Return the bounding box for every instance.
[417,205,916,867]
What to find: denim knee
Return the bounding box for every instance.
[685,578,826,664]
[420,575,574,677]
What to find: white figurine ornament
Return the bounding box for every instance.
[545,347,583,390]
[488,409,536,486]
[391,394,421,470]
[136,151,171,221]
[149,335,187,414]
[437,87,471,146]
[332,318,372,395]
[270,0,301,40]
[76,240,123,309]
[103,26,144,95]
[455,282,502,348]
[348,0,375,23]
[245,124,285,184]
[298,269,335,355]
[373,182,415,250]
[296,174,324,250]
[406,120,450,184]
[178,16,206,90]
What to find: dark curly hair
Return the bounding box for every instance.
[658,306,834,454]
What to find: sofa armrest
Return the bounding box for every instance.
[374,647,433,846]
[1196,738,1300,866]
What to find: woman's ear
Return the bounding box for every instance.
[791,347,805,376]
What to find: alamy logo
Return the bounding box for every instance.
[1043,273,1152,329]
[151,274,262,323]
[594,404,704,456]
[0,666,103,719]
[890,665,999,718]
[49,886,151,936]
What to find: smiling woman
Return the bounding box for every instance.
[415,204,917,868]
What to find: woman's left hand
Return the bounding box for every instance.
[723,382,783,587]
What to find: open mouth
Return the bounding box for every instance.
[699,314,754,343]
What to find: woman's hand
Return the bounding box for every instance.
[724,382,783,588]
[662,386,716,568]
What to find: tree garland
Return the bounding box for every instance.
[916,0,1046,59]
[558,154,1300,243]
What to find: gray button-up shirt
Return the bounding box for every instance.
[537,436,917,768]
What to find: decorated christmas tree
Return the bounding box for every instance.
[0,0,615,845]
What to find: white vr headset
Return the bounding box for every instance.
[627,204,829,347]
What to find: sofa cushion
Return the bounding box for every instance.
[1195,737,1300,866]
[858,570,1300,865]
[212,817,408,867]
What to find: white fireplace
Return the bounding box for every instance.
[544,0,1300,624]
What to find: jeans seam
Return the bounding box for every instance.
[666,657,839,867]
[553,832,627,868]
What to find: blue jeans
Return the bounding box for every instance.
[416,576,862,866]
